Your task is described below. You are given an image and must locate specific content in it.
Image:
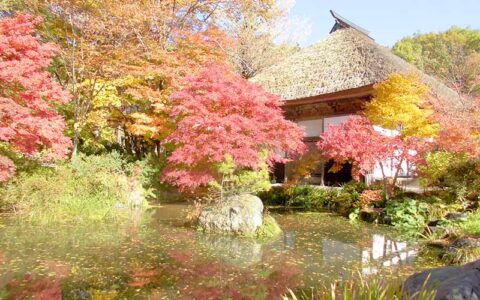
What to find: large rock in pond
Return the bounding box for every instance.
[403,259,480,299]
[198,194,264,235]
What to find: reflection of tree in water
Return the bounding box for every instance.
[0,205,440,299]
[164,249,303,299]
[196,234,264,267]
[361,234,419,276]
[4,261,68,300]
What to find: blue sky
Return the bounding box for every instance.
[292,0,480,47]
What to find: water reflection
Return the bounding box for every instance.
[0,205,439,299]
[362,234,418,273]
[197,234,264,267]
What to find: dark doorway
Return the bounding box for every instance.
[272,163,285,183]
[323,160,352,186]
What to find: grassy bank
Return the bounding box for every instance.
[0,153,152,223]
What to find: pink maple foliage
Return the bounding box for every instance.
[0,13,72,181]
[317,116,429,194]
[318,116,393,179]
[163,64,306,190]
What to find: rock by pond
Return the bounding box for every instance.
[426,236,480,264]
[445,212,469,222]
[403,259,480,299]
[197,194,264,235]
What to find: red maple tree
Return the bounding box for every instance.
[163,64,306,190]
[317,116,429,196]
[0,13,71,181]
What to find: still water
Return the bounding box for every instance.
[0,204,441,299]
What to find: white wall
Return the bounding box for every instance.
[296,115,354,138]
[297,119,323,137]
[366,126,414,183]
[323,115,352,132]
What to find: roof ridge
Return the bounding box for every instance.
[329,10,372,39]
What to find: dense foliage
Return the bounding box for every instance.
[0,153,148,223]
[317,114,426,197]
[163,64,305,191]
[365,73,438,138]
[1,0,304,158]
[0,3,308,207]
[261,181,376,217]
[420,152,480,202]
[385,198,429,230]
[0,13,71,181]
[393,27,480,97]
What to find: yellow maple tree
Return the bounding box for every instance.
[365,73,440,138]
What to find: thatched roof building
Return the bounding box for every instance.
[251,11,460,185]
[251,11,459,120]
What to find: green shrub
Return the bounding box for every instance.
[420,191,455,204]
[258,186,289,206]
[208,154,272,200]
[255,215,282,238]
[321,181,373,215]
[420,152,480,203]
[342,181,368,194]
[278,182,379,214]
[385,198,428,231]
[0,153,148,223]
[263,182,383,215]
[329,190,358,215]
[286,185,334,210]
[332,181,384,215]
[457,210,480,237]
[129,153,182,203]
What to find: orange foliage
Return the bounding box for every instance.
[359,190,384,208]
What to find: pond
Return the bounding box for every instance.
[0,204,442,299]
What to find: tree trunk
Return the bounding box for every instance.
[71,129,79,159]
[392,158,404,193]
[379,162,390,200]
[319,158,325,186]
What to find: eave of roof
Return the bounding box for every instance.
[282,84,374,106]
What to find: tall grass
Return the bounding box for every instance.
[282,273,436,300]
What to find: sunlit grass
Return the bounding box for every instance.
[0,153,149,224]
[458,211,480,237]
[282,273,436,300]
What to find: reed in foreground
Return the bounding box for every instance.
[282,273,436,300]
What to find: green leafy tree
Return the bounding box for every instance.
[393,27,480,97]
[211,154,271,200]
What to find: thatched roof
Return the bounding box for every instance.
[251,27,459,103]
